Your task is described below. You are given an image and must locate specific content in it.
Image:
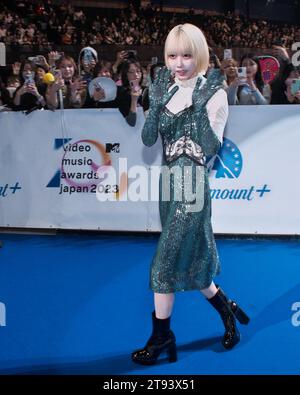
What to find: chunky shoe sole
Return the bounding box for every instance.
[131,341,177,365]
[230,301,250,325]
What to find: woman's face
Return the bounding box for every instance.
[224,60,237,78]
[98,67,111,78]
[127,63,142,82]
[241,58,258,78]
[22,63,33,80]
[36,67,45,81]
[59,60,75,80]
[167,52,197,80]
[285,70,300,89]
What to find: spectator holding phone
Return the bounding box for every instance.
[221,58,238,87]
[46,56,87,110]
[84,61,115,108]
[78,46,98,83]
[115,59,144,127]
[271,63,300,104]
[227,54,271,105]
[112,50,130,78]
[13,60,46,112]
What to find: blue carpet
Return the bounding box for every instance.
[0,233,299,374]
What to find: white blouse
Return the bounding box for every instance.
[166,73,229,143]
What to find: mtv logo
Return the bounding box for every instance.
[0,302,6,326]
[106,143,120,153]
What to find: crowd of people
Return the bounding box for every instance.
[1,0,300,49]
[1,44,299,125]
[1,1,300,120]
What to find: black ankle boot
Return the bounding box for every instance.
[131,311,177,365]
[207,286,250,350]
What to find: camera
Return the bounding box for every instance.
[127,50,137,59]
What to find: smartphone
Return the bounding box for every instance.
[291,79,300,95]
[28,56,41,64]
[53,69,62,79]
[25,73,35,84]
[151,56,158,65]
[237,67,247,78]
[224,49,232,60]
[83,50,94,64]
[130,79,140,93]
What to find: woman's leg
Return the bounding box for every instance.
[131,292,177,365]
[154,292,175,319]
[200,281,249,350]
[199,281,218,299]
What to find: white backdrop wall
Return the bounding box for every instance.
[1,106,299,234]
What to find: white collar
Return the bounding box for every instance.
[174,73,205,88]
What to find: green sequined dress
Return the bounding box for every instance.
[142,70,226,293]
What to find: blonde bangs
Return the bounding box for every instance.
[165,29,195,57]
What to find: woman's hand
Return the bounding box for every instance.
[246,76,257,91]
[116,50,128,63]
[272,45,290,61]
[48,51,59,67]
[12,61,21,76]
[192,69,224,111]
[93,86,106,101]
[25,82,40,97]
[70,78,87,94]
[229,76,241,88]
[130,88,143,101]
[287,87,300,103]
[294,90,300,103]
[17,84,29,96]
[149,66,178,110]
[52,76,65,92]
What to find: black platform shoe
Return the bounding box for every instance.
[207,286,250,350]
[131,311,177,365]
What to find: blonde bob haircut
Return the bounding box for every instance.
[164,23,209,75]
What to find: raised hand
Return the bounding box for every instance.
[70,78,87,93]
[149,66,177,110]
[12,61,21,76]
[192,69,224,110]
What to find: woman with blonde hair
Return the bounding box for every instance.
[132,23,249,365]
